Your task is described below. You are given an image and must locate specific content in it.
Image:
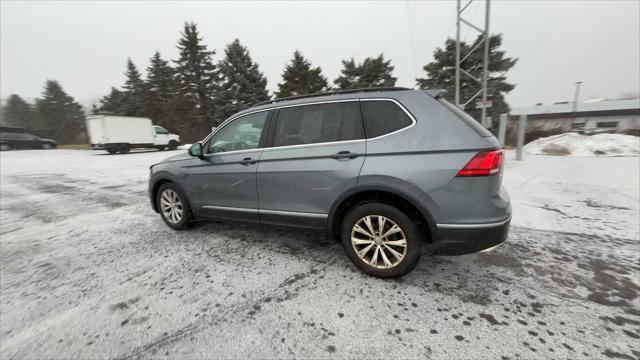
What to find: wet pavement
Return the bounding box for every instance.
[1,149,638,359]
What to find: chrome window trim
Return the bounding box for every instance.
[203,148,263,157]
[361,98,417,141]
[260,209,328,219]
[202,205,259,213]
[437,217,511,229]
[262,138,365,152]
[198,97,416,155]
[202,205,327,219]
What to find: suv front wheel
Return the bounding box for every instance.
[341,202,422,278]
[156,183,191,230]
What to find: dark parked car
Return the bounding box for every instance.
[148,88,511,278]
[0,132,58,151]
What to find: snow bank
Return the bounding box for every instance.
[525,133,640,156]
[178,143,192,150]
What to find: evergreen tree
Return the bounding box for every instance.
[2,94,34,128]
[94,87,125,115]
[144,51,176,130]
[334,54,397,89]
[173,22,219,142]
[416,34,517,123]
[34,80,85,143]
[215,39,270,123]
[121,58,146,116]
[276,50,329,98]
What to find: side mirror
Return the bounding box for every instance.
[188,143,204,159]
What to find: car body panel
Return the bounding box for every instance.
[257,140,366,228]
[184,149,263,222]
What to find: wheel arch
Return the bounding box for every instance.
[327,184,438,243]
[150,178,174,213]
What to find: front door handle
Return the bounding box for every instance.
[240,157,258,166]
[331,151,359,160]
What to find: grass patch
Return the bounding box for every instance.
[58,144,90,150]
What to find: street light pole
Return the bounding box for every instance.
[572,81,582,126]
[572,81,582,113]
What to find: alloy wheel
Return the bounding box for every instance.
[351,215,407,269]
[160,189,183,224]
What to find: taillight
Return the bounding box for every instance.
[457,150,504,177]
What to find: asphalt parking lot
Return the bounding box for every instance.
[1,149,639,359]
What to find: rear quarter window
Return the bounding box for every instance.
[361,100,413,138]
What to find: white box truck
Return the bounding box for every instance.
[86,116,180,154]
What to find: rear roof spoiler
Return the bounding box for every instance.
[424,89,447,99]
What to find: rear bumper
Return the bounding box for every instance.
[432,218,510,255]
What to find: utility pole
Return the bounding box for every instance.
[455,0,461,107]
[455,0,491,124]
[480,0,491,126]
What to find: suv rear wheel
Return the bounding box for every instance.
[341,202,422,278]
[156,183,191,230]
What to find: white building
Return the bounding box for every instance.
[511,99,640,134]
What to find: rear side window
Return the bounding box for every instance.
[274,102,364,147]
[361,100,413,138]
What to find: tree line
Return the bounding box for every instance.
[1,21,516,143]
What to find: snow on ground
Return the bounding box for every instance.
[525,133,640,156]
[0,148,639,359]
[503,149,640,240]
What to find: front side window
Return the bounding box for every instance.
[207,111,268,153]
[361,100,413,138]
[273,101,364,147]
[155,126,169,135]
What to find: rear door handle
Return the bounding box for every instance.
[331,151,359,160]
[240,157,258,166]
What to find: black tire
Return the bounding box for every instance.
[341,202,422,278]
[119,144,130,154]
[168,141,178,150]
[41,143,52,150]
[0,144,10,151]
[156,182,192,230]
[107,149,117,154]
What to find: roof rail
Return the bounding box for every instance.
[254,87,412,107]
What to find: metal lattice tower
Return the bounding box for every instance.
[455,0,491,125]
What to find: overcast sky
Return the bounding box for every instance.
[1,0,639,109]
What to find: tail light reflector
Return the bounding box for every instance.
[457,150,503,177]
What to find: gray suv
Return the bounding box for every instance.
[148,88,510,278]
